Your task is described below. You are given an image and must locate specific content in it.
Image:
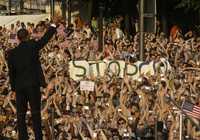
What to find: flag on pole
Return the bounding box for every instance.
[182,100,200,120]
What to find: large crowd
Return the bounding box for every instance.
[0,16,200,140]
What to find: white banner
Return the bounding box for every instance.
[69,58,171,81]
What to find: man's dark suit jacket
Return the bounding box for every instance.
[7,26,56,92]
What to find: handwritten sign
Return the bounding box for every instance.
[80,81,95,91]
[69,60,89,81]
[69,58,171,81]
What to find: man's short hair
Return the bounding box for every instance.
[17,28,29,42]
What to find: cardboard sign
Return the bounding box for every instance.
[80,81,95,91]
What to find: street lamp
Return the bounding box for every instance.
[67,0,71,25]
[50,0,55,18]
[139,0,144,61]
[20,0,24,13]
[61,0,67,22]
[8,0,11,15]
[98,1,105,52]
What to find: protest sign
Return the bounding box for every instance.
[80,81,95,91]
[88,61,107,77]
[69,58,171,81]
[69,60,90,81]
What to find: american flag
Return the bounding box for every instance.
[182,100,200,120]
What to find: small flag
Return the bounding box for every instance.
[182,100,200,120]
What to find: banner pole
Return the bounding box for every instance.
[50,0,55,18]
[68,0,71,26]
[61,0,67,22]
[98,1,104,52]
[139,0,144,61]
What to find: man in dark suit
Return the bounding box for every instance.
[7,18,60,140]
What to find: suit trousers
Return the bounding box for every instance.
[16,86,42,140]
